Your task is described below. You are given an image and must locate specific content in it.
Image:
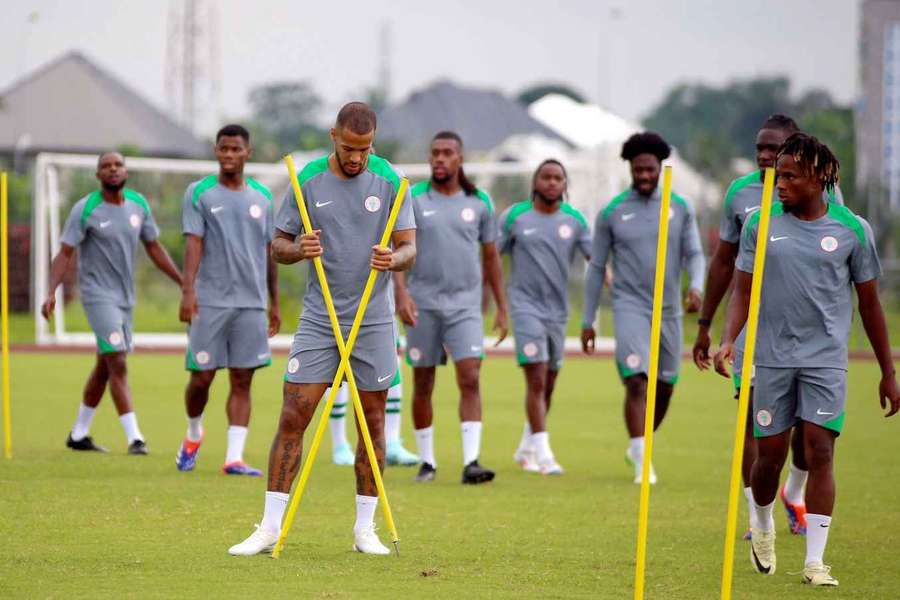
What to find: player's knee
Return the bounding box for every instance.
[624,375,647,397]
[278,402,305,434]
[805,437,834,471]
[229,368,253,392]
[104,353,128,377]
[189,370,215,391]
[457,368,480,396]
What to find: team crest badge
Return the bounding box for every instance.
[364,196,381,212]
[820,236,838,252]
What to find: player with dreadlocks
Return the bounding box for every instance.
[582,132,705,485]
[693,114,846,540]
[500,159,590,475]
[714,133,899,586]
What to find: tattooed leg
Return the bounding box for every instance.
[267,382,328,492]
[354,389,387,497]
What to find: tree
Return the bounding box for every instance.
[517,82,586,106]
[247,81,329,154]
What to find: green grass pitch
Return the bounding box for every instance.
[1,352,896,599]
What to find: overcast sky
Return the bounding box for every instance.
[0,0,859,134]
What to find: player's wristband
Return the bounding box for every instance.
[697,318,712,328]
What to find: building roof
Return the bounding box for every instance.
[0,51,207,158]
[377,80,572,159]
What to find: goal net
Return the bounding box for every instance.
[32,152,618,353]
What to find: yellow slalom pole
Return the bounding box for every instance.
[1,172,10,459]
[720,167,775,599]
[273,155,407,558]
[633,165,672,600]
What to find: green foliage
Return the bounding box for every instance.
[247,81,330,156]
[0,162,33,225]
[2,353,897,598]
[517,82,587,106]
[799,107,856,209]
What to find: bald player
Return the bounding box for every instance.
[582,132,705,485]
[229,102,416,557]
[395,130,508,484]
[42,152,182,454]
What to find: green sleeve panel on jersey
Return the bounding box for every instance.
[80,191,103,226]
[826,203,866,245]
[742,201,784,242]
[366,154,401,189]
[560,203,588,229]
[246,177,273,202]
[124,188,151,214]
[723,171,760,213]
[297,156,329,187]
[191,175,218,208]
[411,180,431,197]
[503,199,533,232]
[601,190,631,220]
[670,191,689,211]
[475,188,495,215]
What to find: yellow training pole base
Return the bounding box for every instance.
[719,167,775,600]
[633,166,673,600]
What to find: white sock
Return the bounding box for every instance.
[71,403,96,441]
[354,494,378,534]
[385,397,401,442]
[461,421,482,466]
[783,463,808,505]
[805,513,832,566]
[226,425,248,464]
[415,426,435,467]
[261,491,289,534]
[530,431,553,463]
[186,415,203,442]
[752,498,776,532]
[329,385,349,449]
[516,422,532,453]
[119,412,143,444]
[629,437,644,463]
[744,486,757,529]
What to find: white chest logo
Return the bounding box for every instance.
[249,204,262,219]
[129,214,141,229]
[558,224,573,239]
[621,213,636,222]
[364,196,381,213]
[461,207,476,222]
[820,236,838,252]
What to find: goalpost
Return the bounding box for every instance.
[31,152,615,353]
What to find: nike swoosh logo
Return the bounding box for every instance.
[523,228,537,235]
[423,210,436,217]
[470,346,482,352]
[377,374,392,383]
[257,353,269,360]
[99,220,111,228]
[816,408,834,416]
[744,205,760,213]
[622,213,636,221]
[315,201,332,208]
[211,206,224,213]
[770,235,789,242]
[819,523,830,528]
[751,546,772,574]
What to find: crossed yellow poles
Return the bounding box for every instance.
[272,156,406,558]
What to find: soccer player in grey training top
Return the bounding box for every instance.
[176,124,280,477]
[500,160,591,475]
[229,102,416,557]
[42,152,182,454]
[714,133,899,586]
[394,130,509,485]
[693,114,845,539]
[582,133,705,485]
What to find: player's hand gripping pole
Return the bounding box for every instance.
[633,165,672,600]
[273,155,407,558]
[719,167,775,599]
